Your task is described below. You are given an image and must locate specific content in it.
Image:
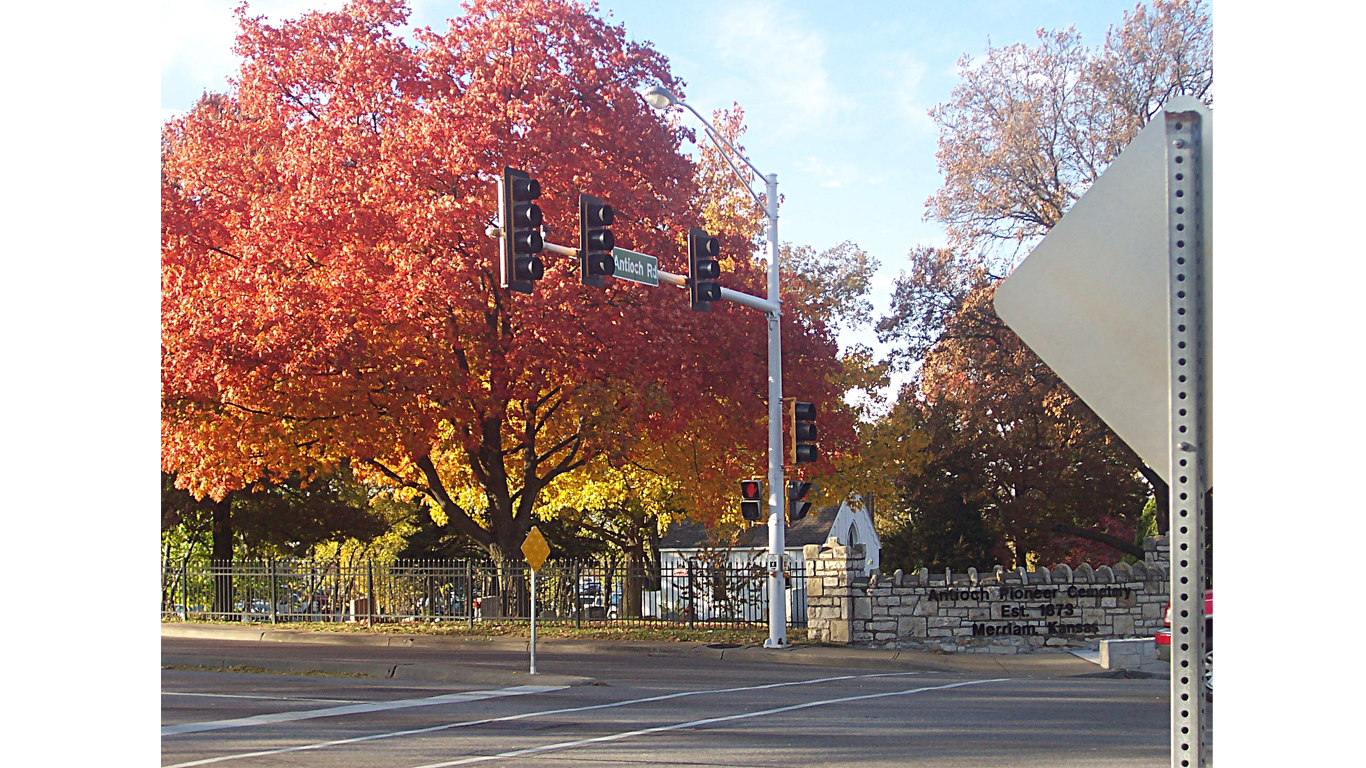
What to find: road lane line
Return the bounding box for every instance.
[162,686,566,736]
[163,692,366,704]
[164,670,923,767]
[410,677,1010,767]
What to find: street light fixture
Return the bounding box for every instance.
[641,84,680,110]
[643,84,790,649]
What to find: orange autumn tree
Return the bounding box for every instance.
[161,0,851,568]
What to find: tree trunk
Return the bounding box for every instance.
[1137,464,1170,536]
[622,542,645,619]
[486,541,529,619]
[211,497,234,615]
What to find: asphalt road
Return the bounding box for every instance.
[162,637,1171,767]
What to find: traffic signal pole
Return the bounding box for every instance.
[761,172,787,649]
[508,84,793,649]
[497,176,789,650]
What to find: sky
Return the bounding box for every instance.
[161,0,1153,399]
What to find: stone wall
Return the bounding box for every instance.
[804,537,1171,654]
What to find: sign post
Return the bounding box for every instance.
[994,96,1212,767]
[521,527,550,676]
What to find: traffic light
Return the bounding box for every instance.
[739,478,764,522]
[499,166,544,294]
[787,481,813,523]
[784,399,818,465]
[688,227,721,311]
[579,193,616,287]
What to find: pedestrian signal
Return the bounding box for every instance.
[740,478,765,522]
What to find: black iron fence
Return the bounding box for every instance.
[160,557,807,628]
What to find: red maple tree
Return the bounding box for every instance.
[162,0,851,565]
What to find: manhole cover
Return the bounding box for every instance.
[706,643,743,649]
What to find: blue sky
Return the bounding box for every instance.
[162,0,1170,394]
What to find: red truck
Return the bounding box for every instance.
[1155,589,1212,699]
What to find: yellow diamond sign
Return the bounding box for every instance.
[521,526,550,571]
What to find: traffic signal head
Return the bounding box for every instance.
[499,167,545,294]
[688,227,721,311]
[579,193,616,288]
[787,481,813,523]
[740,478,764,522]
[784,399,818,465]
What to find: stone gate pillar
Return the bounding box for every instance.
[804,538,864,644]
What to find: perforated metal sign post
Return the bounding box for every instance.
[522,527,550,675]
[1165,111,1210,768]
[994,96,1212,767]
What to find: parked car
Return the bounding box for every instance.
[578,581,620,619]
[1155,589,1212,700]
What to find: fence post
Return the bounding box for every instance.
[687,561,695,630]
[574,563,582,630]
[268,557,277,625]
[182,561,189,621]
[466,560,474,629]
[240,560,250,623]
[366,557,375,627]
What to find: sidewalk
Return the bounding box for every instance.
[162,623,1149,682]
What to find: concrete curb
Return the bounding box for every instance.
[1070,647,1171,680]
[161,624,1119,679]
[161,623,727,657]
[161,653,595,688]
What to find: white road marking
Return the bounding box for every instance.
[163,692,365,704]
[164,671,924,767]
[411,677,1010,767]
[162,685,566,737]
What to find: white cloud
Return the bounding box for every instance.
[161,0,351,110]
[883,50,934,133]
[710,0,854,135]
[795,155,860,188]
[870,271,899,292]
[161,0,240,82]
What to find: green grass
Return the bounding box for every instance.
[163,617,807,645]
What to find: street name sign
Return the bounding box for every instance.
[611,247,659,287]
[993,96,1213,486]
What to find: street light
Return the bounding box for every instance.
[643,83,790,649]
[640,84,679,110]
